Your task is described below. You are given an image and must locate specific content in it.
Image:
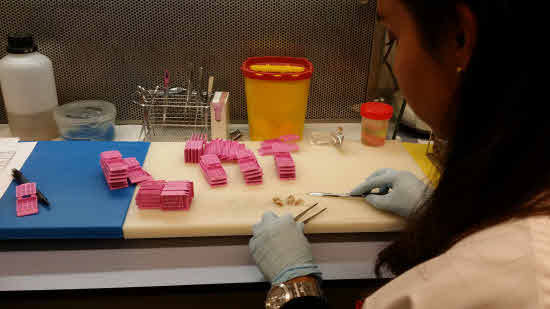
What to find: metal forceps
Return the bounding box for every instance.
[294,203,327,225]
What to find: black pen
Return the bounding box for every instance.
[12,168,50,206]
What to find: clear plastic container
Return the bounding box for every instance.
[360,102,393,147]
[310,127,344,146]
[54,100,116,141]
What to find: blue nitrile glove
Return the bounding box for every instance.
[249,211,322,285]
[351,168,429,217]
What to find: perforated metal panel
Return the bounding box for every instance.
[0,0,377,123]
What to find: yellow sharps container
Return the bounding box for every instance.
[241,56,313,140]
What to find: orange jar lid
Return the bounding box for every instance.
[241,56,313,81]
[361,102,394,120]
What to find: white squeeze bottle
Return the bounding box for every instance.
[0,32,59,140]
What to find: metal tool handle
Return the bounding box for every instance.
[294,203,327,225]
[309,191,388,198]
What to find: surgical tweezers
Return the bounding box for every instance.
[294,203,327,225]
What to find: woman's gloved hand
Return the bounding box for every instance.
[351,168,429,217]
[249,211,322,285]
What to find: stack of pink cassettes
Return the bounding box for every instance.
[100,150,129,190]
[135,180,166,209]
[136,180,194,210]
[204,139,246,162]
[237,150,263,185]
[185,134,207,163]
[124,157,153,184]
[160,181,194,210]
[272,143,296,180]
[15,182,38,217]
[199,154,227,187]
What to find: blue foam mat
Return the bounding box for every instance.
[0,141,150,239]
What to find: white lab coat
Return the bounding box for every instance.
[363,216,549,308]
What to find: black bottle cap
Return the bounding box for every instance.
[7,32,38,54]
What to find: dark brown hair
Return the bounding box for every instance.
[376,0,547,276]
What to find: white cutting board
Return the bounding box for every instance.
[122,140,426,239]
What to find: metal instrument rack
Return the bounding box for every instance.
[133,86,212,142]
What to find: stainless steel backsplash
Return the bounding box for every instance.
[0,0,377,123]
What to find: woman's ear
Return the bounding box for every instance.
[455,3,478,71]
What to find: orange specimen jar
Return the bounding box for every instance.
[360,102,393,147]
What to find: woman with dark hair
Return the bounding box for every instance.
[249,0,545,308]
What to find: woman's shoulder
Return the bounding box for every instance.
[443,216,548,307]
[450,216,542,262]
[364,217,548,309]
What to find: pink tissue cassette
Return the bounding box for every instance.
[15,182,38,217]
[272,143,296,180]
[100,151,128,190]
[258,135,300,156]
[124,157,153,184]
[199,154,227,187]
[100,151,152,190]
[237,150,263,185]
[184,134,207,163]
[204,138,247,162]
[136,180,194,210]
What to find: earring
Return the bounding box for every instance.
[457,66,463,73]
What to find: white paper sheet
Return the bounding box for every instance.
[0,142,37,198]
[0,138,19,170]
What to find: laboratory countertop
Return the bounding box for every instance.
[0,123,424,291]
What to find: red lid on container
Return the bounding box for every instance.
[241,56,313,81]
[360,102,393,120]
